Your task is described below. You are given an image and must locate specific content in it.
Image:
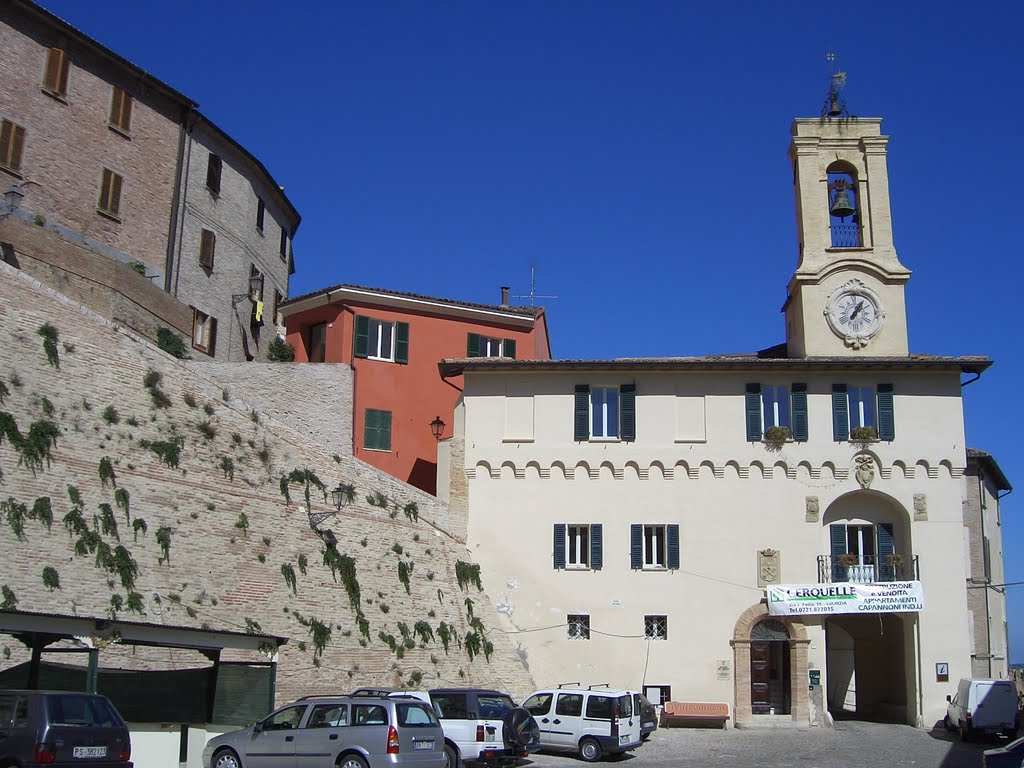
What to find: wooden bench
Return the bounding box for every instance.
[660,701,730,729]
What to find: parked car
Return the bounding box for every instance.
[983,735,1024,767]
[631,691,658,740]
[0,689,133,767]
[945,678,1019,742]
[370,688,539,768]
[202,694,444,768]
[521,685,643,762]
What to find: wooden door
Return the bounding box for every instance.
[750,641,771,714]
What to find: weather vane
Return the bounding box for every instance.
[821,51,851,119]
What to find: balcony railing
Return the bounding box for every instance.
[817,554,919,584]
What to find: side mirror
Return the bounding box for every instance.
[946,695,951,702]
[253,721,263,733]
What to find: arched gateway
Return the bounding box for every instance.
[731,603,810,725]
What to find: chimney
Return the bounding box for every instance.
[500,286,510,306]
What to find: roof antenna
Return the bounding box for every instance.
[511,264,558,306]
[821,51,852,120]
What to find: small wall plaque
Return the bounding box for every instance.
[805,496,819,522]
[936,662,949,683]
[757,549,781,587]
[716,660,731,680]
[914,494,928,521]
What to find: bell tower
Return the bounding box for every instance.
[784,72,911,358]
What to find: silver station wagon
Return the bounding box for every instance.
[203,694,445,768]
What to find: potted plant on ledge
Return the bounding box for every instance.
[849,425,878,443]
[763,425,791,450]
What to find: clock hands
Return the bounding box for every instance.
[849,300,865,321]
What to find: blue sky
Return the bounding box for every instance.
[42,1,1023,658]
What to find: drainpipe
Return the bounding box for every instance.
[164,107,189,293]
[172,112,198,297]
[978,471,993,678]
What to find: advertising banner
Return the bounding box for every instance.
[767,581,924,616]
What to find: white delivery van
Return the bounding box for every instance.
[945,678,1019,741]
[521,685,642,762]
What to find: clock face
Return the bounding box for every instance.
[824,280,885,349]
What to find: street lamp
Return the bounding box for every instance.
[307,483,355,544]
[1,185,25,220]
[232,273,265,306]
[430,416,446,441]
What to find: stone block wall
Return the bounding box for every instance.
[0,261,534,704]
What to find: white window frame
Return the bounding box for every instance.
[192,309,213,353]
[761,385,791,431]
[566,524,590,569]
[590,386,619,440]
[644,615,668,640]
[479,336,505,357]
[367,318,395,362]
[643,524,666,569]
[567,614,590,640]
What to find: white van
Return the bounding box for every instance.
[521,685,642,762]
[944,678,1018,741]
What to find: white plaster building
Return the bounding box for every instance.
[439,114,1002,729]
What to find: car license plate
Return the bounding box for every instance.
[73,746,107,758]
[619,735,630,745]
[414,740,435,750]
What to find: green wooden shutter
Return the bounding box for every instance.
[553,524,566,569]
[503,338,516,359]
[395,322,409,364]
[364,408,378,449]
[354,316,370,359]
[574,385,590,441]
[590,524,603,570]
[630,524,642,569]
[380,410,392,451]
[832,384,849,441]
[745,384,762,441]
[620,384,636,442]
[667,524,680,570]
[791,383,808,441]
[877,383,894,440]
[467,333,480,357]
[830,524,847,582]
[876,523,895,581]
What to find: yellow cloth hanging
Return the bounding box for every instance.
[254,300,264,322]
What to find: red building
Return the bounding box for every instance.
[280,284,551,494]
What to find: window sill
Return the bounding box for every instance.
[256,227,265,237]
[366,356,396,364]
[588,437,621,443]
[40,87,68,104]
[502,437,535,443]
[363,447,392,453]
[0,164,23,180]
[641,566,668,572]
[825,246,870,253]
[191,343,212,356]
[107,123,132,140]
[96,208,122,223]
[564,565,591,571]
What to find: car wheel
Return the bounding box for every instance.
[212,749,242,768]
[338,754,369,768]
[579,737,602,763]
[444,743,460,768]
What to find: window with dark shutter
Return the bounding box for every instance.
[630,524,642,570]
[394,322,409,364]
[667,524,680,569]
[0,120,26,174]
[791,383,808,441]
[574,385,590,441]
[365,409,392,451]
[353,316,370,359]
[199,229,216,269]
[206,154,222,194]
[308,322,327,363]
[42,48,70,97]
[590,524,603,570]
[832,384,849,441]
[98,168,123,218]
[467,333,481,358]
[503,338,516,359]
[553,524,566,569]
[256,198,265,232]
[279,227,288,260]
[745,383,762,441]
[108,86,132,133]
[620,384,636,441]
[877,383,895,440]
